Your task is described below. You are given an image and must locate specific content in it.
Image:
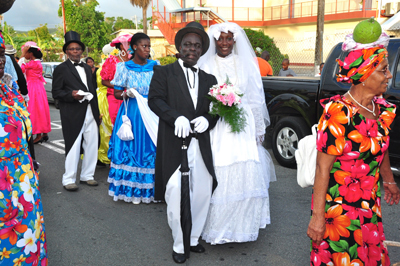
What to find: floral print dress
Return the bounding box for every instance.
[0,80,48,265]
[311,95,396,266]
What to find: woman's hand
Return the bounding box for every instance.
[21,45,30,57]
[307,214,326,246]
[383,182,400,205]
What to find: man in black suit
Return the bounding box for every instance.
[52,31,100,191]
[148,22,219,264]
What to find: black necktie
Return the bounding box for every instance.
[183,63,197,73]
[74,62,84,67]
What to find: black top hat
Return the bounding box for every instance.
[175,22,209,56]
[63,31,85,53]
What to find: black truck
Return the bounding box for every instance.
[263,38,400,172]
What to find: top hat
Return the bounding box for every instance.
[175,22,209,56]
[63,31,85,53]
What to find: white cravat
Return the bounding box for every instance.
[70,59,88,91]
[178,59,199,108]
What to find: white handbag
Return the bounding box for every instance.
[295,124,318,188]
[116,97,134,141]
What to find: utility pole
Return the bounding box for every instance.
[314,0,325,76]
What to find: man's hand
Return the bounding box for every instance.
[125,88,136,98]
[174,116,191,138]
[190,116,209,133]
[72,90,84,100]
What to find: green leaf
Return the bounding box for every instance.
[347,219,361,231]
[349,243,358,259]
[329,184,340,198]
[10,247,21,254]
[0,199,6,209]
[14,169,21,179]
[371,213,378,224]
[328,240,348,253]
[349,56,363,68]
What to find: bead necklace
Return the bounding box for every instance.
[214,54,239,86]
[0,82,15,106]
[347,91,375,116]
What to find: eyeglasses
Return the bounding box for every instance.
[182,42,202,50]
[66,47,83,51]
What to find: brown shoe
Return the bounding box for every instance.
[64,183,79,191]
[80,180,98,186]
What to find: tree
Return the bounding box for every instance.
[244,28,285,75]
[28,24,54,43]
[58,0,111,51]
[129,0,151,34]
[114,17,135,31]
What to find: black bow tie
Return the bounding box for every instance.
[183,63,197,73]
[74,62,84,67]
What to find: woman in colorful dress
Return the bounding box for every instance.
[0,34,48,265]
[307,33,400,265]
[101,35,132,125]
[108,33,159,204]
[20,43,51,144]
[197,22,276,244]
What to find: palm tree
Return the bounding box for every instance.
[129,0,151,34]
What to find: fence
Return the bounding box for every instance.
[268,30,353,76]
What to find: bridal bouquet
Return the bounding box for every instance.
[208,77,247,133]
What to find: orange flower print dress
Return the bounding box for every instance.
[311,95,396,266]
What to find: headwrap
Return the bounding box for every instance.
[0,31,5,49]
[337,32,389,85]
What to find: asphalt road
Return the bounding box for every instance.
[35,104,400,266]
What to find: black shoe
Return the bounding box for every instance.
[42,135,49,142]
[190,244,205,253]
[172,251,186,264]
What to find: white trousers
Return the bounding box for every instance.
[62,105,99,186]
[165,139,213,254]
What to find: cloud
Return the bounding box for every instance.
[2,0,148,31]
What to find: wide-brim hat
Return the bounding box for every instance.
[175,21,209,56]
[5,44,16,55]
[63,31,85,53]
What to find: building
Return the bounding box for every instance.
[152,0,400,75]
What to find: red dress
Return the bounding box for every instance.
[21,60,51,135]
[311,95,396,266]
[100,55,122,125]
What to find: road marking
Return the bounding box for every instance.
[51,140,65,148]
[51,121,62,130]
[39,142,65,154]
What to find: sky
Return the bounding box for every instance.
[2,0,152,31]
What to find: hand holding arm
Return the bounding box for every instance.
[190,116,209,133]
[307,151,336,246]
[72,90,84,100]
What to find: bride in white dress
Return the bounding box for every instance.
[197,22,276,244]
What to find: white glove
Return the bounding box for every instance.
[174,116,191,138]
[22,94,29,104]
[190,116,209,133]
[125,88,136,98]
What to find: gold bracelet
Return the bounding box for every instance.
[383,181,397,185]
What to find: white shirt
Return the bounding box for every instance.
[178,59,199,108]
[70,59,88,91]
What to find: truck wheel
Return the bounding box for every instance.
[54,99,60,109]
[272,117,310,168]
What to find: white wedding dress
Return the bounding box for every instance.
[201,53,276,244]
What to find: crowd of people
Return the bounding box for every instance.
[0,17,399,265]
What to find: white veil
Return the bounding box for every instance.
[197,22,270,132]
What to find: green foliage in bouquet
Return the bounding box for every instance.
[209,101,247,133]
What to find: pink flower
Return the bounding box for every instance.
[4,116,22,142]
[338,141,360,161]
[335,160,374,202]
[0,166,13,191]
[227,93,236,107]
[311,241,332,266]
[316,130,328,151]
[357,223,381,265]
[343,204,372,224]
[216,95,225,104]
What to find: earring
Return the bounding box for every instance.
[362,82,365,86]
[120,50,126,57]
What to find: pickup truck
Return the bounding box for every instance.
[263,38,400,172]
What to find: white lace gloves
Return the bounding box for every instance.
[125,88,136,98]
[174,116,191,138]
[174,116,209,138]
[22,94,29,104]
[190,116,209,133]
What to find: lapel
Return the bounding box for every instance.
[66,59,88,91]
[195,69,208,112]
[172,61,195,111]
[83,65,92,93]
